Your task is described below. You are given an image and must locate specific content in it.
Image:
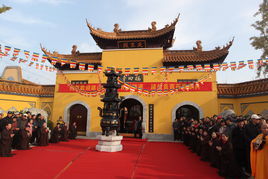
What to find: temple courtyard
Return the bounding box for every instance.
[0,138,221,179]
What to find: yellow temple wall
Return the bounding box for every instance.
[52,75,218,135]
[51,72,103,132]
[0,93,54,118]
[51,48,219,136]
[102,48,163,68]
[218,95,268,116]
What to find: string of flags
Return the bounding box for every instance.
[1,44,268,75]
[0,44,56,72]
[0,44,221,97]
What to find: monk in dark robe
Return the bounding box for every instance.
[217,133,243,178]
[189,128,197,152]
[38,122,49,146]
[11,117,20,149]
[69,122,77,139]
[0,123,14,157]
[231,118,246,171]
[196,128,203,156]
[18,125,31,150]
[60,124,69,142]
[200,130,210,161]
[50,123,61,143]
[209,132,221,168]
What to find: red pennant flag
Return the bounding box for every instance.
[70,60,77,68]
[61,58,68,66]
[187,65,194,71]
[237,61,247,70]
[4,46,11,56]
[230,62,237,71]
[204,64,211,72]
[151,67,157,75]
[247,60,254,69]
[12,48,20,56]
[31,52,39,61]
[41,54,48,63]
[79,63,85,71]
[88,64,94,72]
[221,63,229,71]
[28,62,34,66]
[19,58,27,63]
[196,64,203,71]
[10,56,18,61]
[213,64,220,71]
[142,67,149,75]
[124,68,131,75]
[178,66,184,72]
[24,50,30,59]
[51,57,58,65]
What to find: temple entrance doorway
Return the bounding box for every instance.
[69,104,87,136]
[176,105,200,120]
[119,98,143,134]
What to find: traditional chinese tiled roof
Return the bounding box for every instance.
[163,39,233,66]
[41,47,101,64]
[87,18,178,40]
[86,16,179,49]
[41,46,101,70]
[0,79,55,97]
[218,78,268,98]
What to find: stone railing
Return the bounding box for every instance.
[0,80,55,97]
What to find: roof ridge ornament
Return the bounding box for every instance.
[71,45,80,56]
[193,40,202,51]
[172,13,180,26]
[148,21,157,32]
[40,44,59,57]
[113,23,121,33]
[221,37,234,50]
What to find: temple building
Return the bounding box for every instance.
[0,66,54,117]
[1,16,267,140]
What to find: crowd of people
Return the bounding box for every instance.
[0,112,77,157]
[173,113,268,179]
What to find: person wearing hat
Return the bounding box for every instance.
[18,125,31,150]
[18,113,29,130]
[0,122,15,157]
[250,122,268,179]
[244,114,262,174]
[1,111,14,131]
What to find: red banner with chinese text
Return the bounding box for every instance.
[58,82,212,93]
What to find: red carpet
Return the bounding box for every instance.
[0,139,221,179]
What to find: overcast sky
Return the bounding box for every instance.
[0,0,263,84]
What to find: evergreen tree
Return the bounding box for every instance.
[0,5,11,14]
[250,0,268,77]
